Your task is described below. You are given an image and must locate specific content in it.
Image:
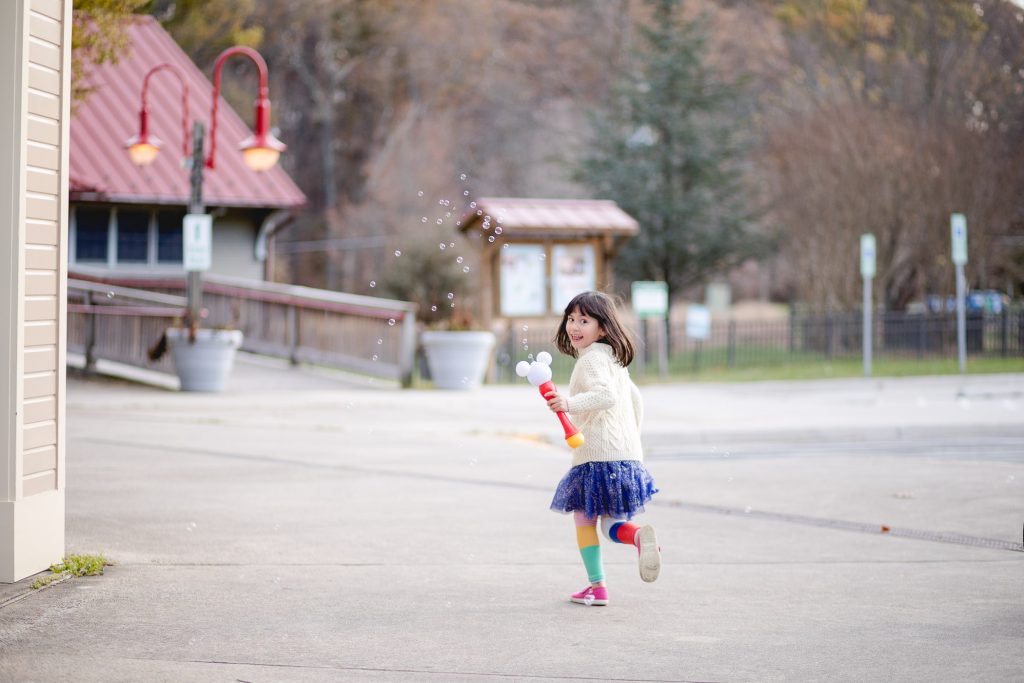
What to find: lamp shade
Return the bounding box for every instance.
[125,134,162,166]
[239,130,286,172]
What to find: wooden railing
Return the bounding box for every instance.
[68,279,186,374]
[67,272,419,386]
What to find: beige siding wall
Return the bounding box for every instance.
[23,0,67,499]
[211,215,262,280]
[0,0,69,583]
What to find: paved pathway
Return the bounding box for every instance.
[1,365,1022,682]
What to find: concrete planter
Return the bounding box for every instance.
[166,327,243,392]
[421,330,496,390]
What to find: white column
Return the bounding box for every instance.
[0,0,70,583]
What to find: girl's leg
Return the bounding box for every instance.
[600,517,642,547]
[601,516,661,583]
[573,510,605,586]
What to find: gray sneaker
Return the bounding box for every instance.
[637,525,661,583]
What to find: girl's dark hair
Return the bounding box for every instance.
[554,291,636,366]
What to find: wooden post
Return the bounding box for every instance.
[84,291,97,373]
[398,309,418,388]
[286,304,299,366]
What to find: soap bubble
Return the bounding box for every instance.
[450,302,456,308]
[436,219,443,224]
[503,243,510,249]
[583,594,594,606]
[430,305,437,312]
[388,318,396,326]
[463,266,470,272]
[457,256,464,263]
[447,292,454,300]
[421,216,428,223]
[469,201,477,208]
[440,243,446,250]
[106,291,115,299]
[539,253,546,261]
[394,250,402,257]
[488,236,495,242]
[369,280,376,288]
[417,190,424,196]
[463,190,470,196]
[377,338,383,345]
[460,173,467,180]
[494,226,503,235]
[522,325,529,331]
[372,354,378,361]
[449,242,455,248]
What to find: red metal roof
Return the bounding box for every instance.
[70,16,306,209]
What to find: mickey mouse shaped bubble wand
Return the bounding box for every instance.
[516,351,584,449]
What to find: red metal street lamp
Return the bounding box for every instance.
[125,63,190,166]
[208,46,286,172]
[125,46,287,326]
[126,46,286,173]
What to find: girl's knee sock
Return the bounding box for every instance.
[601,517,641,546]
[574,511,604,583]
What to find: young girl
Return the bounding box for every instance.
[545,291,660,607]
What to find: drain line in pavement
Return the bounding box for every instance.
[654,499,1024,552]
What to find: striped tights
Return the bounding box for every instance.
[573,510,642,584]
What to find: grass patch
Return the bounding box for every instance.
[29,574,65,590]
[31,553,112,590]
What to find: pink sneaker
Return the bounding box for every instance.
[637,525,661,583]
[570,585,608,606]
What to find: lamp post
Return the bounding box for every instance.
[126,48,286,330]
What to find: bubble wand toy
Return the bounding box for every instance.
[516,351,584,449]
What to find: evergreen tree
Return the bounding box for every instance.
[574,0,762,309]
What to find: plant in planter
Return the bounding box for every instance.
[149,315,243,393]
[381,238,495,389]
[419,312,495,390]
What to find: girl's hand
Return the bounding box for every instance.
[544,390,569,413]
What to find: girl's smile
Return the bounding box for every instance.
[566,307,606,350]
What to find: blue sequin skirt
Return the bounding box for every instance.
[550,460,658,521]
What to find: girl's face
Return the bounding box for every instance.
[565,307,606,351]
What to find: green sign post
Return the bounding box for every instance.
[951,214,968,373]
[860,234,875,377]
[631,281,669,377]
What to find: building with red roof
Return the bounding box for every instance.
[69,16,306,280]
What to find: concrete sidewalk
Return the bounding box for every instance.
[1,367,1022,682]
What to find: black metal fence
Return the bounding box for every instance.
[493,308,1024,382]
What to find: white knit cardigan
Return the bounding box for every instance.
[564,342,644,467]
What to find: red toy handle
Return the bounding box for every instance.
[538,381,584,448]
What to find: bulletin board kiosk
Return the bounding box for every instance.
[458,198,639,332]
